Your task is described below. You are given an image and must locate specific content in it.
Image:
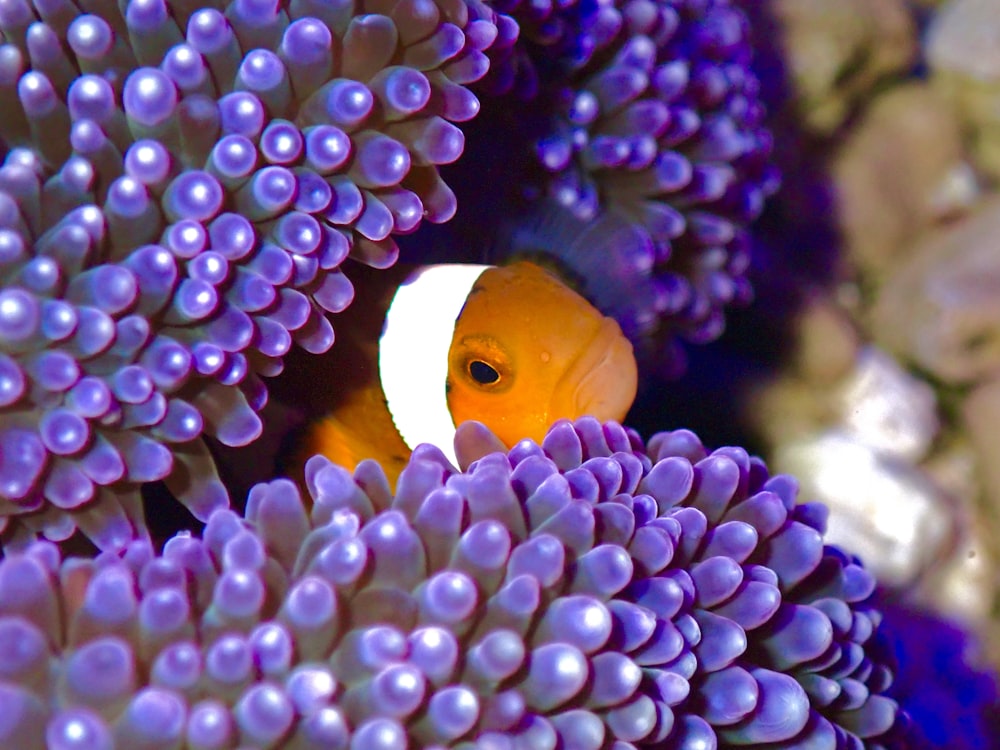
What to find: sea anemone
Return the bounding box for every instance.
[486,0,778,358]
[0,419,902,748]
[0,0,501,548]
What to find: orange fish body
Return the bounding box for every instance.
[444,261,638,450]
[286,260,638,487]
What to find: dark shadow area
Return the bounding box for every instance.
[142,479,204,549]
[396,90,549,266]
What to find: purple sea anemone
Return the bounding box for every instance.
[0,419,902,748]
[0,0,501,548]
[486,0,777,361]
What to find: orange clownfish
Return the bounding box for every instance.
[285,260,638,487]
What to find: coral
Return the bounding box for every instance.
[487,0,777,353]
[0,419,902,748]
[0,0,500,548]
[830,82,975,281]
[880,600,1000,749]
[928,0,1000,180]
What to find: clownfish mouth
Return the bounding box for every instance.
[553,316,638,425]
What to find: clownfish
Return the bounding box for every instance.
[282,259,638,487]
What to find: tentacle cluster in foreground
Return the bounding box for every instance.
[0,0,502,547]
[0,419,902,748]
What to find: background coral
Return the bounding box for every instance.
[722,0,1000,678]
[0,419,903,748]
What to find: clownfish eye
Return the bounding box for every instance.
[468,359,500,385]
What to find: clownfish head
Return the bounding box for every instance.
[379,261,638,464]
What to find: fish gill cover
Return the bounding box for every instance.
[0,420,906,749]
[0,0,775,548]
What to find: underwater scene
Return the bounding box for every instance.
[0,0,998,746]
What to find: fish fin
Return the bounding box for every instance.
[492,199,662,340]
[291,384,412,491]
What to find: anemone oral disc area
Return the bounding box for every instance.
[379,264,491,467]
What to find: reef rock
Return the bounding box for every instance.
[770,0,916,134]
[928,0,1000,178]
[872,196,1000,385]
[750,294,861,447]
[918,441,994,626]
[838,347,939,462]
[962,376,1000,539]
[767,347,951,585]
[775,430,957,586]
[791,294,861,386]
[832,83,977,279]
[749,299,955,586]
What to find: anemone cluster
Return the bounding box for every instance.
[0,0,505,546]
[491,0,777,353]
[0,419,902,748]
